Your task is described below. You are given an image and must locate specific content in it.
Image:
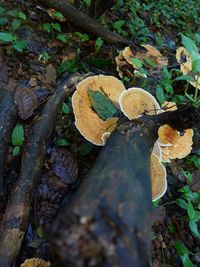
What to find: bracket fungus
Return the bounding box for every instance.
[119,87,160,119]
[72,75,125,145]
[20,258,51,267]
[115,45,168,78]
[176,46,200,89]
[151,153,167,201]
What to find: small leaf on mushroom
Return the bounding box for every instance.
[88,89,117,120]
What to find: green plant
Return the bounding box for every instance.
[95,37,104,53]
[11,124,25,156]
[42,22,67,43]
[0,5,27,52]
[176,185,200,239]
[174,241,196,267]
[38,51,51,63]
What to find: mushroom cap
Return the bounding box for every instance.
[20,258,51,267]
[151,153,167,201]
[115,51,126,78]
[158,125,193,161]
[72,75,125,145]
[119,87,160,119]
[122,46,138,68]
[158,124,179,146]
[162,101,177,111]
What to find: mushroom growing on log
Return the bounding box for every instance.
[51,105,200,267]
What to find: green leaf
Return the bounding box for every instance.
[12,146,21,157]
[174,241,195,267]
[152,199,160,207]
[53,11,65,20]
[0,6,6,15]
[17,11,26,20]
[95,37,104,53]
[61,102,70,114]
[88,89,117,120]
[56,33,68,43]
[187,200,196,220]
[189,220,200,239]
[43,23,51,33]
[51,23,61,32]
[0,17,8,26]
[112,20,125,30]
[192,58,200,72]
[74,32,90,42]
[176,198,188,210]
[55,138,69,146]
[6,10,18,17]
[182,170,193,183]
[11,124,25,146]
[143,57,157,67]
[57,59,78,74]
[83,0,91,6]
[131,58,143,68]
[182,34,199,55]
[11,19,22,31]
[156,85,165,105]
[175,75,195,81]
[13,39,27,52]
[0,32,15,42]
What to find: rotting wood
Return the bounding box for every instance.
[0,72,91,267]
[51,105,200,267]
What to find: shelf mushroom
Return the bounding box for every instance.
[119,87,160,119]
[158,124,193,162]
[72,75,125,145]
[20,258,51,267]
[151,153,167,201]
[176,46,200,89]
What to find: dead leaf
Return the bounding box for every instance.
[189,169,200,192]
[42,64,57,92]
[14,86,39,120]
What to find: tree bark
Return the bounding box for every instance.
[51,106,200,267]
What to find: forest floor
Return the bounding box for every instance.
[0,0,200,266]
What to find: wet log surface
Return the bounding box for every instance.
[0,73,90,267]
[0,85,18,195]
[51,106,200,267]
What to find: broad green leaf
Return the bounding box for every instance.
[131,58,143,68]
[182,170,193,183]
[95,37,104,53]
[12,19,22,31]
[53,11,65,20]
[182,35,199,55]
[187,200,196,220]
[57,59,78,74]
[61,102,70,114]
[175,75,195,81]
[112,20,125,30]
[162,66,171,79]
[143,57,157,67]
[56,33,68,43]
[6,10,18,17]
[17,11,26,20]
[74,32,90,42]
[43,23,51,33]
[0,6,6,14]
[192,58,200,72]
[83,0,91,6]
[11,124,24,146]
[13,39,27,52]
[174,241,195,267]
[0,17,8,26]
[12,146,20,157]
[51,23,61,32]
[55,138,69,146]
[189,220,200,239]
[156,85,165,105]
[0,32,15,42]
[176,198,188,210]
[88,89,117,120]
[195,33,200,44]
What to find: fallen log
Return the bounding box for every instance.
[0,84,18,195]
[51,105,200,267]
[38,0,135,46]
[0,72,91,267]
